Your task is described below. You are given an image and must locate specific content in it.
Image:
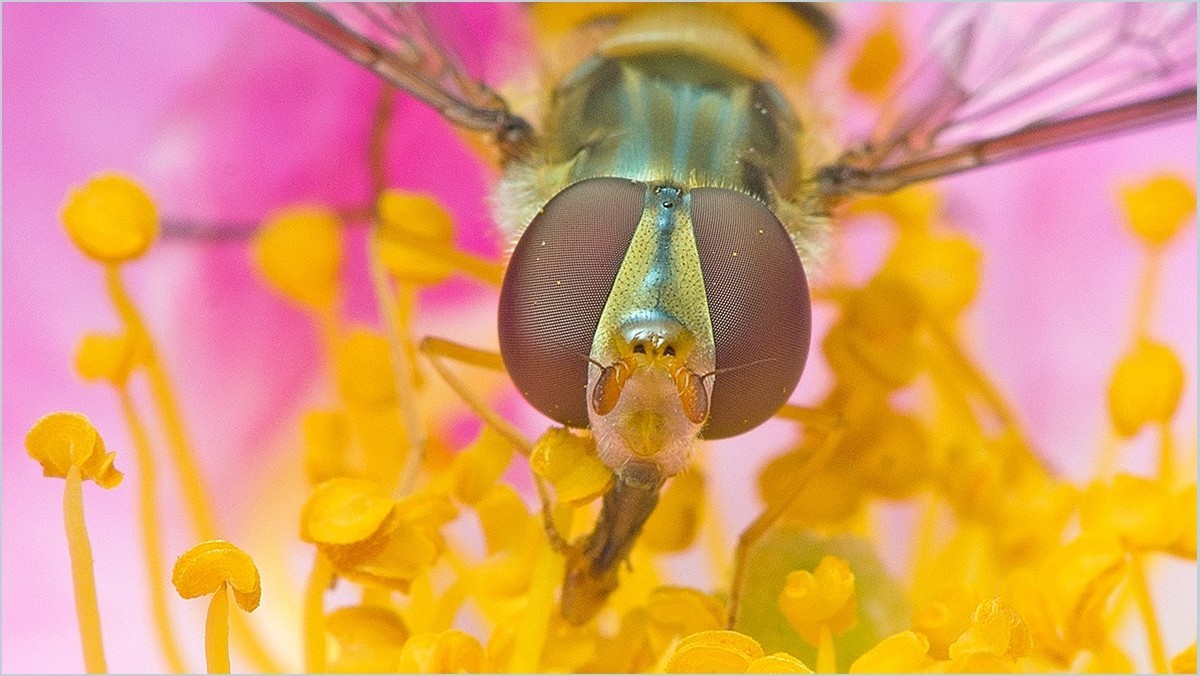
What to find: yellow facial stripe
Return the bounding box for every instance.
[590,185,715,375]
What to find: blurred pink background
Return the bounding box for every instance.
[3,4,1195,673]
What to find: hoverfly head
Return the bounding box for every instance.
[498,179,812,478]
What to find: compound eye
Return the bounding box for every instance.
[498,178,645,426]
[691,188,812,439]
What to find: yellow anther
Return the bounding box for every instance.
[300,478,395,546]
[757,447,860,525]
[859,412,930,499]
[530,428,614,506]
[25,412,123,489]
[393,490,459,530]
[991,472,1079,567]
[172,540,261,673]
[397,630,485,673]
[848,631,934,673]
[336,518,440,592]
[327,604,410,673]
[911,585,982,659]
[376,190,458,285]
[301,410,354,485]
[745,652,813,673]
[948,598,1032,662]
[645,587,726,654]
[1086,643,1136,673]
[1172,644,1196,674]
[847,185,941,231]
[839,276,924,387]
[641,470,705,553]
[883,232,981,318]
[74,331,138,386]
[335,328,397,407]
[665,629,765,673]
[61,172,159,263]
[377,241,458,286]
[847,15,904,100]
[451,427,516,505]
[1079,474,1184,552]
[171,540,262,613]
[1107,339,1184,437]
[778,555,858,645]
[846,276,923,343]
[1005,534,1128,660]
[301,479,441,592]
[252,206,343,308]
[1120,174,1196,246]
[475,484,532,554]
[473,518,544,599]
[378,190,455,243]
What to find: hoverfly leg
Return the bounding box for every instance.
[419,337,529,449]
[418,336,570,551]
[725,408,847,629]
[772,403,847,430]
[561,461,664,625]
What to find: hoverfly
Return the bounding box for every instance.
[260,2,1197,625]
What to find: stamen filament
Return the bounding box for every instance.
[104,264,284,673]
[118,386,187,673]
[316,302,343,369]
[910,491,942,585]
[302,553,335,674]
[1158,421,1173,484]
[396,287,424,390]
[695,454,730,586]
[927,320,1045,473]
[816,623,836,674]
[507,540,564,672]
[369,230,428,497]
[1130,247,1163,341]
[431,578,471,632]
[64,465,108,674]
[365,83,427,498]
[206,583,231,674]
[103,263,217,538]
[1129,554,1168,673]
[1094,428,1121,478]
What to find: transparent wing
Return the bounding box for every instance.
[259,2,533,155]
[820,3,1197,198]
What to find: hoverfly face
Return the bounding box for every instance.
[498,178,811,476]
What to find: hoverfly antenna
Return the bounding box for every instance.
[696,356,783,383]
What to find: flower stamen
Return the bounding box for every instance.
[26,412,123,674]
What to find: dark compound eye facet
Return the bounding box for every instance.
[498,178,646,426]
[690,188,812,439]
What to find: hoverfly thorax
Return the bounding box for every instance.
[497,6,818,477]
